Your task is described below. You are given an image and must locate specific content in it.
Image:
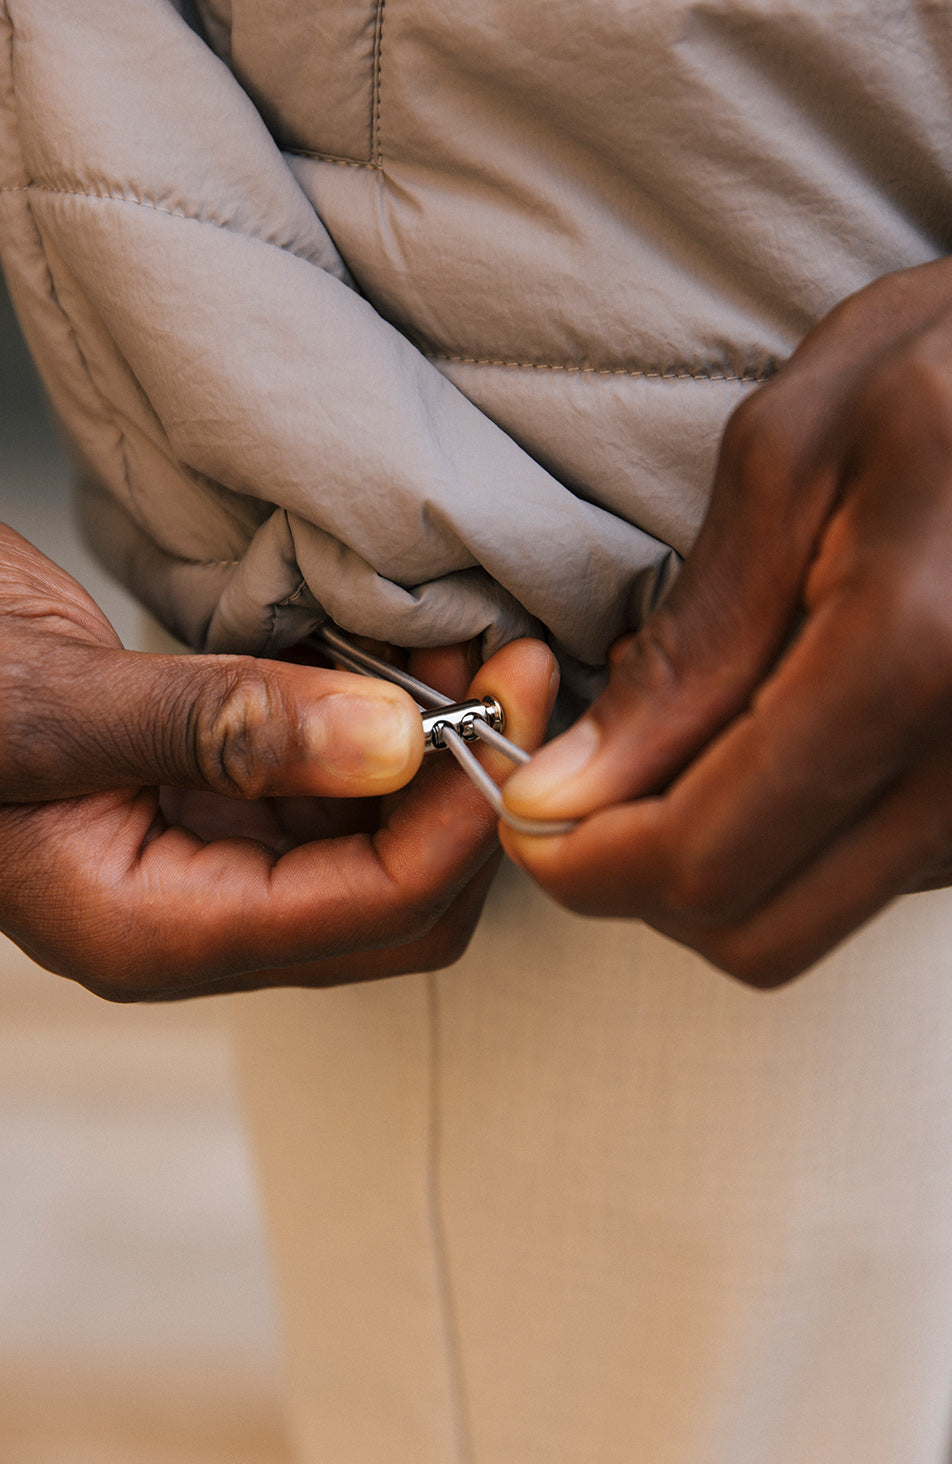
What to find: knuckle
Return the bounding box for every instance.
[0,677,70,797]
[850,336,952,477]
[531,874,604,919]
[190,659,287,799]
[719,389,763,462]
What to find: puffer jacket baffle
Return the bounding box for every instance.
[1,0,950,673]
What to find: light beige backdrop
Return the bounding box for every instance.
[0,275,291,1464]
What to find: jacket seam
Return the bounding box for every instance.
[283,149,381,171]
[281,0,386,176]
[0,181,330,262]
[429,354,779,384]
[2,188,774,382]
[372,0,386,167]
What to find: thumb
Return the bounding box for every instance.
[503,396,823,822]
[0,639,424,802]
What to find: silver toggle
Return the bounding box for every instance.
[422,697,505,752]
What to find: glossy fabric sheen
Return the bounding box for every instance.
[1,0,950,664]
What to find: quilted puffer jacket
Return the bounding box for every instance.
[1,0,949,674]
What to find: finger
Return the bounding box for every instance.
[503,275,952,828]
[505,747,952,987]
[0,522,123,649]
[699,768,952,987]
[502,584,944,932]
[408,637,558,748]
[662,736,952,987]
[0,641,558,996]
[469,637,560,775]
[502,601,952,986]
[510,360,952,903]
[150,855,504,998]
[0,639,424,802]
[410,635,557,789]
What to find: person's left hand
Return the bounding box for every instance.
[0,525,556,998]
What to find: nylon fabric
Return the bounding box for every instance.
[3,0,950,673]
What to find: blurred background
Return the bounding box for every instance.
[0,275,292,1464]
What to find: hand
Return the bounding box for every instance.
[0,525,555,999]
[502,257,952,986]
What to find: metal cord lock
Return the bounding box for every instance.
[312,624,579,837]
[422,697,504,752]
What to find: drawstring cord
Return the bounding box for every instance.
[313,625,578,837]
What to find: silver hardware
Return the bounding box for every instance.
[422,697,505,752]
[311,624,579,836]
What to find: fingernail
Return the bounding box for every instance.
[503,716,601,812]
[309,694,418,779]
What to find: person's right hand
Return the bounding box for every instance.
[501,257,952,986]
[0,524,555,1000]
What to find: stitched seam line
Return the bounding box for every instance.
[2,187,778,383]
[372,0,386,167]
[0,181,329,259]
[283,148,381,170]
[428,354,778,383]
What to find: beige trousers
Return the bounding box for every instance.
[232,868,952,1464]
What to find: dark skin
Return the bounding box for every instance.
[0,523,556,1000]
[503,259,952,986]
[9,259,950,997]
